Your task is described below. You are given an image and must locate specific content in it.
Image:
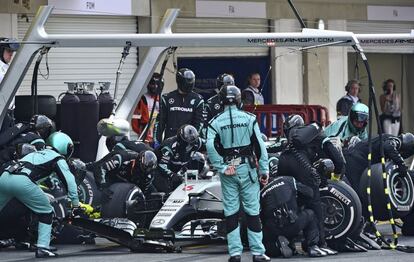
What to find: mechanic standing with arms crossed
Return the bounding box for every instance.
[206,85,270,262]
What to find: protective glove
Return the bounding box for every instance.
[260,173,269,186]
[85,162,95,172]
[70,205,84,218]
[170,173,184,189]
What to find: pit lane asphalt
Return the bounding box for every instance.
[2,225,414,262]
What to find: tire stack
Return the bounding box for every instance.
[359,162,414,220]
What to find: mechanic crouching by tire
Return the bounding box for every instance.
[260,162,327,258]
[153,124,202,194]
[0,132,79,258]
[93,118,157,192]
[278,115,344,255]
[89,147,158,196]
[206,85,270,262]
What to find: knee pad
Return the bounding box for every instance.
[226,210,240,233]
[246,213,261,233]
[37,212,53,225]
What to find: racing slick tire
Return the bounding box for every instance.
[320,180,362,241]
[101,183,146,225]
[402,171,414,236]
[77,172,101,207]
[359,163,414,220]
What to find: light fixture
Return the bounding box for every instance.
[318,19,325,30]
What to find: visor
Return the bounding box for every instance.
[67,143,74,159]
[354,112,368,122]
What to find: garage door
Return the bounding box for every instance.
[17,14,138,100]
[173,17,270,57]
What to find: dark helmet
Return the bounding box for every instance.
[47,132,74,158]
[219,85,241,106]
[177,124,199,146]
[176,68,195,94]
[216,73,235,89]
[283,114,304,136]
[268,156,279,178]
[16,143,37,159]
[0,37,19,63]
[348,103,369,133]
[399,133,414,152]
[137,150,158,173]
[68,158,87,185]
[148,72,164,95]
[30,114,55,139]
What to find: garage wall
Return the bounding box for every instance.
[17,14,138,101]
[348,53,413,133]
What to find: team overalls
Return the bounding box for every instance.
[0,149,79,249]
[207,104,269,257]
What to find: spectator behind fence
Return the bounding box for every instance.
[336,79,361,118]
[241,72,264,106]
[380,79,401,136]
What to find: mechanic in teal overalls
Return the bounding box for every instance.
[206,85,270,262]
[0,132,79,258]
[324,103,369,147]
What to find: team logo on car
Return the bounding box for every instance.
[214,104,220,110]
[183,185,194,191]
[151,219,165,225]
[169,98,174,104]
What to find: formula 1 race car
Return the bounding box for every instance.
[97,158,364,246]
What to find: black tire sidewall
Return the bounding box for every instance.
[100,182,144,218]
[320,180,362,241]
[359,162,414,220]
[77,172,101,206]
